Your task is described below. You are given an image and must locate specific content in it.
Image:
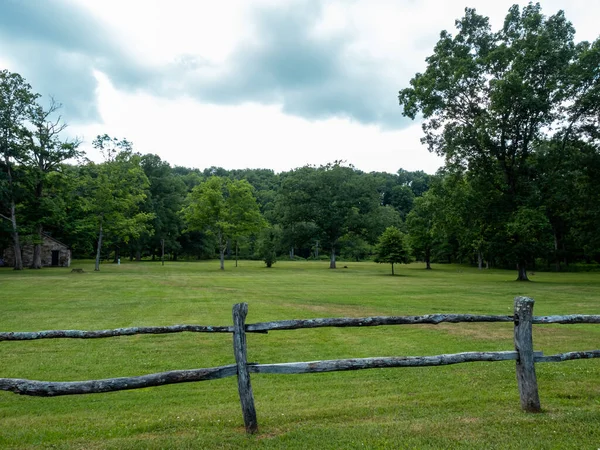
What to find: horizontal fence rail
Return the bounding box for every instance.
[1,297,599,433]
[4,314,600,341]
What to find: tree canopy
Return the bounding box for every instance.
[374,226,411,275]
[399,3,600,280]
[182,177,264,270]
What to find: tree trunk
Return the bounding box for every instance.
[9,199,23,270]
[31,179,44,269]
[95,221,103,271]
[289,247,294,259]
[113,246,120,264]
[425,247,431,270]
[136,250,141,262]
[477,250,483,270]
[516,261,529,281]
[219,232,225,270]
[329,246,336,269]
[391,262,395,275]
[4,154,23,270]
[235,240,238,268]
[553,231,561,272]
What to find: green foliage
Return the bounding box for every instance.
[406,191,439,269]
[182,176,265,269]
[399,3,600,276]
[0,70,40,269]
[256,225,282,267]
[80,141,154,270]
[278,162,380,268]
[339,232,372,262]
[135,154,187,259]
[374,226,411,274]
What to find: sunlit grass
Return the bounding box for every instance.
[1,260,599,449]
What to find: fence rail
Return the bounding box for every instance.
[1,297,599,433]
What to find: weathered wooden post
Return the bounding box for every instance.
[232,303,258,433]
[514,296,541,412]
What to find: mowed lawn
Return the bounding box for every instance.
[0,260,599,449]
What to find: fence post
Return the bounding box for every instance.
[232,303,258,434]
[513,296,541,412]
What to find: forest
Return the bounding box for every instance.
[1,4,599,280]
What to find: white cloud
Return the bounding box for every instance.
[12,0,600,174]
[71,71,443,173]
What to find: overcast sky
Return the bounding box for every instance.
[1,0,598,174]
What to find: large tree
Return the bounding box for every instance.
[0,70,39,270]
[182,176,264,270]
[134,154,186,261]
[22,98,81,268]
[277,163,380,269]
[399,4,587,280]
[81,136,153,271]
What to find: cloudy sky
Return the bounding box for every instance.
[1,0,598,174]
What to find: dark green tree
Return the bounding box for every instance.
[399,4,585,280]
[135,154,186,261]
[406,191,439,269]
[0,70,39,269]
[277,163,380,268]
[256,225,282,268]
[22,98,82,268]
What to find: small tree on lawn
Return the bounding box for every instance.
[374,226,411,275]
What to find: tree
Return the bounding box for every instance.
[399,4,585,280]
[135,154,186,261]
[277,163,380,269]
[0,70,39,270]
[182,177,264,270]
[256,225,282,268]
[406,191,439,270]
[374,226,411,275]
[81,136,153,271]
[22,98,81,268]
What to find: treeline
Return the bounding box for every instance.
[1,107,598,276]
[2,0,600,280]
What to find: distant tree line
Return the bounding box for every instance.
[1,3,599,279]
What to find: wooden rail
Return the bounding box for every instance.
[1,297,599,433]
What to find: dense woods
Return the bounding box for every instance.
[1,4,599,278]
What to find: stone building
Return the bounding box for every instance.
[0,215,71,267]
[2,233,71,268]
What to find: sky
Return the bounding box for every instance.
[1,0,598,174]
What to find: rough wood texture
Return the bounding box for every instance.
[232,303,258,434]
[536,350,600,362]
[514,296,541,412]
[246,314,514,332]
[533,315,600,324]
[0,365,237,397]
[0,325,234,341]
[250,351,529,374]
[4,313,599,342]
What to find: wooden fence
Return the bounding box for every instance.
[1,296,599,434]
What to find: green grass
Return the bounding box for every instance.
[0,260,599,449]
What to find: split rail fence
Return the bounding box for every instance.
[1,296,599,434]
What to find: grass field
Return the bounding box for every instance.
[0,260,599,449]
